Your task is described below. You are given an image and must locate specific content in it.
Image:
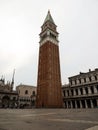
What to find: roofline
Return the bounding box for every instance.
[68,68,98,79]
[16,84,36,88]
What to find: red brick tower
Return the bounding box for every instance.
[36,11,63,108]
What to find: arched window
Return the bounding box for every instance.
[84,78,86,83]
[95,75,97,80]
[75,80,77,85]
[75,89,78,95]
[90,86,94,94]
[32,91,35,96]
[96,85,98,92]
[67,90,69,96]
[79,79,81,84]
[89,77,91,82]
[25,90,28,94]
[63,90,65,97]
[70,80,72,85]
[71,89,74,96]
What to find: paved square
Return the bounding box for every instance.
[0,109,98,130]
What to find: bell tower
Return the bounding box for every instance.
[36,11,63,108]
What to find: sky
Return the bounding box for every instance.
[0,0,98,89]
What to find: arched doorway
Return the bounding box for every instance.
[81,100,85,108]
[2,96,10,108]
[77,100,80,108]
[92,99,97,108]
[87,99,91,108]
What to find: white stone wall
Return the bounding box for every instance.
[16,85,37,98]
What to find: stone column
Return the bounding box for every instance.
[88,87,92,94]
[75,100,77,108]
[70,101,73,108]
[83,88,86,95]
[66,101,68,108]
[90,99,94,108]
[66,91,68,97]
[85,100,88,108]
[74,89,76,96]
[78,89,81,96]
[80,100,82,108]
[94,86,97,94]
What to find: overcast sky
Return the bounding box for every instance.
[0,0,98,89]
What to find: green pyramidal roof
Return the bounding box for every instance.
[44,10,55,24]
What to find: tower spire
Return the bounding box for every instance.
[48,9,50,13]
[11,69,15,89]
[44,10,55,24]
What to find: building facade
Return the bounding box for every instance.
[36,11,63,108]
[0,78,18,108]
[16,84,36,108]
[62,69,98,108]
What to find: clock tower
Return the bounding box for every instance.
[36,11,63,108]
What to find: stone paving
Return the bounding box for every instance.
[0,109,98,130]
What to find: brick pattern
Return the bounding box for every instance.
[36,42,63,108]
